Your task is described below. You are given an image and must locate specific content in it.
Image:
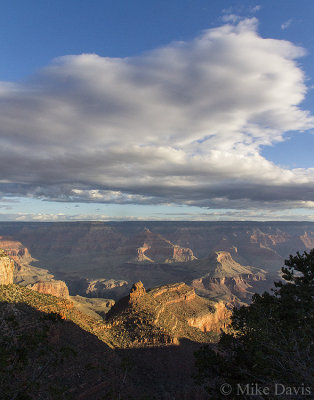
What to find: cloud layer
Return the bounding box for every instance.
[1,18,314,215]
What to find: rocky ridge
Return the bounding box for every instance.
[85,278,128,298]
[0,283,211,399]
[0,249,14,285]
[130,228,196,263]
[0,236,33,264]
[27,280,70,299]
[105,281,230,347]
[191,251,269,304]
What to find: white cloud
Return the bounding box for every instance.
[0,18,313,216]
[281,19,293,30]
[221,14,241,23]
[250,5,261,13]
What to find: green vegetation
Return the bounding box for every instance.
[0,303,74,399]
[0,249,8,257]
[194,249,314,398]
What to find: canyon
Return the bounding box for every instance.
[104,281,231,346]
[1,221,314,306]
[191,250,269,304]
[1,221,313,399]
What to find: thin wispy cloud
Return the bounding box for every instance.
[221,14,241,23]
[281,19,293,30]
[0,18,313,216]
[250,5,261,13]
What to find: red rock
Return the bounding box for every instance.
[28,280,70,299]
[129,281,146,302]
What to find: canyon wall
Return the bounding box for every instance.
[27,280,70,299]
[0,250,14,285]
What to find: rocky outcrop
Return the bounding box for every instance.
[149,282,196,304]
[250,229,289,247]
[131,228,196,264]
[0,236,54,287]
[187,301,231,333]
[166,246,195,263]
[191,251,269,304]
[129,281,146,301]
[85,279,128,299]
[71,295,115,320]
[0,250,14,285]
[0,236,33,265]
[106,281,229,347]
[27,280,70,299]
[300,231,314,248]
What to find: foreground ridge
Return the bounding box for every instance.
[105,281,230,348]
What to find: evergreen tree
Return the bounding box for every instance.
[194,250,314,399]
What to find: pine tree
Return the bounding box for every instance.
[194,250,314,399]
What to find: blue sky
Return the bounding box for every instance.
[1,0,314,221]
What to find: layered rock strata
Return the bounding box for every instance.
[191,251,268,304]
[105,281,230,347]
[0,250,14,285]
[132,228,196,263]
[27,280,70,299]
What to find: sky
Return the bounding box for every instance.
[1,0,314,222]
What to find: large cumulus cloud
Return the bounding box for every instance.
[1,18,314,213]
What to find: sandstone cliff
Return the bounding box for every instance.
[0,236,33,265]
[105,281,230,347]
[0,236,55,286]
[0,250,14,285]
[27,280,70,299]
[187,301,230,332]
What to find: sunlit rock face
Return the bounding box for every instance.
[27,280,70,299]
[105,281,230,347]
[187,301,230,333]
[0,250,14,285]
[129,281,146,302]
[0,236,33,265]
[191,251,269,305]
[0,236,33,264]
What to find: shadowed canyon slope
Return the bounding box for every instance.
[0,282,218,399]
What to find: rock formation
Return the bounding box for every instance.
[129,228,196,263]
[2,221,314,305]
[70,295,115,319]
[27,280,70,299]
[188,301,230,332]
[129,281,146,301]
[85,279,128,299]
[191,251,269,304]
[0,283,210,399]
[0,236,33,265]
[105,281,230,347]
[0,250,14,285]
[0,236,55,286]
